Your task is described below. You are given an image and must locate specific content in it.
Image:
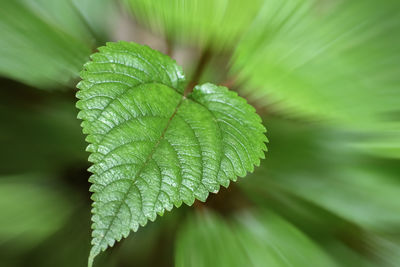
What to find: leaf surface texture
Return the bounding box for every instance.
[76,41,267,265]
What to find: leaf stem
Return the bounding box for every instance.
[166,37,174,57]
[184,45,212,96]
[89,97,184,267]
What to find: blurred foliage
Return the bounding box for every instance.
[241,118,400,231]
[231,0,400,158]
[176,210,338,267]
[0,82,87,174]
[0,0,399,266]
[240,117,400,266]
[0,0,116,89]
[123,0,263,51]
[0,174,73,250]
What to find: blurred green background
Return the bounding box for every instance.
[0,0,399,266]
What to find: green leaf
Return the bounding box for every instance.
[76,41,267,266]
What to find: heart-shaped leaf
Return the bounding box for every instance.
[76,41,267,266]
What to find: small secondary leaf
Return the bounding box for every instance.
[76,41,267,266]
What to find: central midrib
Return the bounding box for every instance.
[95,92,185,249]
[94,83,225,253]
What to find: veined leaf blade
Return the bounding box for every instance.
[76,41,267,266]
